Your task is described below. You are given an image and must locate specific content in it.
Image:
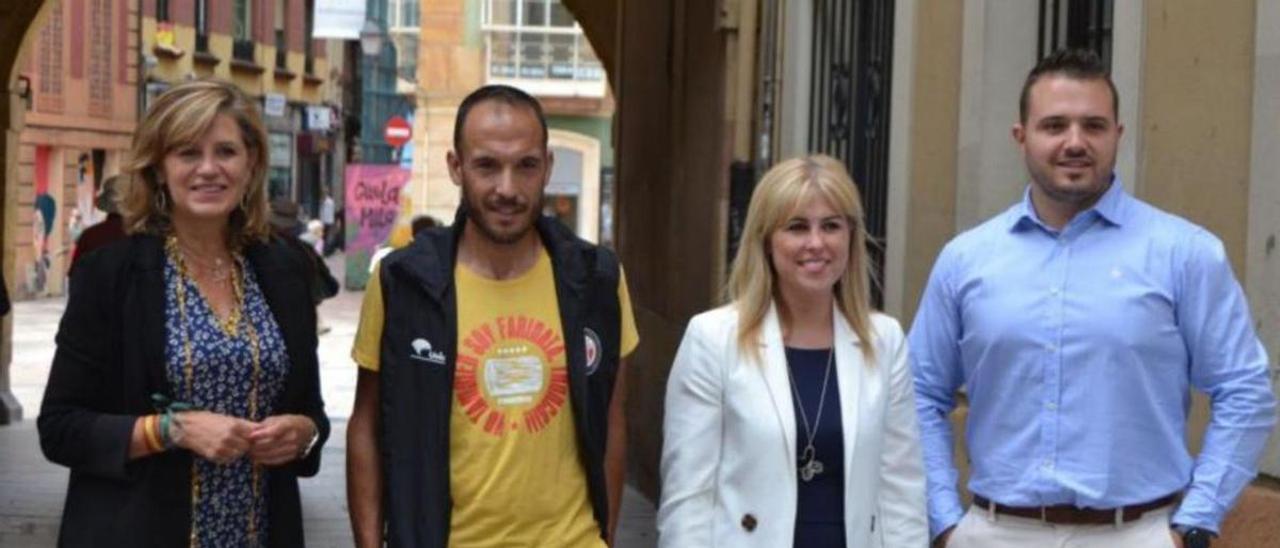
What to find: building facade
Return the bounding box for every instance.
[9,0,140,301]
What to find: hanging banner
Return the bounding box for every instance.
[344,164,412,289]
[314,0,366,39]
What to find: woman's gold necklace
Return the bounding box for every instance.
[176,240,233,284]
[166,236,262,547]
[174,240,240,336]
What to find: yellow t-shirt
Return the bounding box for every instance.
[352,250,639,547]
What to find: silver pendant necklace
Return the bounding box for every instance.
[786,347,835,482]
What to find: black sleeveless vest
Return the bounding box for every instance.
[376,209,623,547]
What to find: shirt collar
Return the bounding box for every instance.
[1008,174,1130,232]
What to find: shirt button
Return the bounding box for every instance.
[1045,344,1056,352]
[1050,287,1061,296]
[1046,402,1058,410]
[1041,460,1053,470]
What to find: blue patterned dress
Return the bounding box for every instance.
[164,255,291,547]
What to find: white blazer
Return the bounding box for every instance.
[657,304,928,547]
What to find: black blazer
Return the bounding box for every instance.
[37,234,330,547]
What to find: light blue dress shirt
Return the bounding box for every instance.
[909,180,1276,538]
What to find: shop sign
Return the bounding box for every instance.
[307,106,332,131]
[263,93,287,118]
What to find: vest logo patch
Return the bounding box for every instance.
[409,338,447,365]
[584,328,603,376]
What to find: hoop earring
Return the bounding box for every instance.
[240,188,251,211]
[156,187,168,211]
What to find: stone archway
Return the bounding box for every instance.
[1,0,54,424]
[561,0,734,498]
[561,0,616,88]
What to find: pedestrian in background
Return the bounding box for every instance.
[658,154,927,547]
[910,49,1276,548]
[270,197,340,335]
[319,187,336,255]
[38,79,328,547]
[68,173,127,276]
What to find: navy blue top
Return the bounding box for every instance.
[786,347,846,548]
[164,257,291,546]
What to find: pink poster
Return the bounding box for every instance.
[343,164,411,289]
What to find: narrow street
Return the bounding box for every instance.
[0,254,658,547]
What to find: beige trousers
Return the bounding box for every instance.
[946,505,1178,548]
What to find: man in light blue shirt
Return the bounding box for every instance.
[910,49,1276,548]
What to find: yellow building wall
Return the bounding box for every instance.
[140,17,332,105]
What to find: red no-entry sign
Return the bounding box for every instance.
[384,116,412,147]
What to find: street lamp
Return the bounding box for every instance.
[359,19,385,57]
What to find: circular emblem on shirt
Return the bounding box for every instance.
[455,315,568,436]
[584,327,603,376]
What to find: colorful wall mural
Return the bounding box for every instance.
[28,146,57,297]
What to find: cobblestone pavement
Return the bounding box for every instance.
[0,254,657,547]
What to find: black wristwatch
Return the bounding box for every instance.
[1178,526,1213,548]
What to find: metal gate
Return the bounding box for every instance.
[732,0,895,306]
[1037,0,1114,67]
[807,0,894,306]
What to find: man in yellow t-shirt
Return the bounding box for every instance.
[346,85,639,548]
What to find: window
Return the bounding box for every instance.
[157,0,170,22]
[396,37,418,82]
[1038,0,1114,69]
[393,0,419,29]
[481,0,605,96]
[488,0,517,25]
[304,0,315,73]
[234,0,255,61]
[275,0,287,68]
[88,0,113,114]
[37,1,65,112]
[548,1,574,27]
[195,0,209,52]
[386,0,420,87]
[235,0,254,40]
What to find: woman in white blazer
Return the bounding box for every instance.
[658,155,927,547]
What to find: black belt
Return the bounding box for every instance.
[971,494,1179,525]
